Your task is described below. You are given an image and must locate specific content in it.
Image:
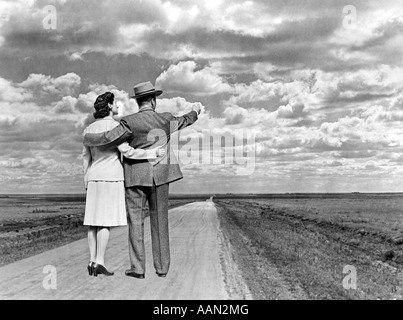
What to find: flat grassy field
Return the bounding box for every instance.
[215,194,403,300]
[0,194,200,267]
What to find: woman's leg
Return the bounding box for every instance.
[88,226,97,263]
[95,227,110,266]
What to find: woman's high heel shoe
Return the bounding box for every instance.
[93,263,114,277]
[87,261,95,276]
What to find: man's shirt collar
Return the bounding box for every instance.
[138,106,154,113]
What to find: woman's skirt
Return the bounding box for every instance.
[84,181,127,227]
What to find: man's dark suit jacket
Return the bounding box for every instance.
[83,108,199,187]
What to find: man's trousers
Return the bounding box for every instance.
[125,183,170,275]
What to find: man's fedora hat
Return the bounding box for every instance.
[131,81,163,99]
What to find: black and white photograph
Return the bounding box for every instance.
[0,0,402,303]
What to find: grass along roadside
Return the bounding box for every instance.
[215,200,403,300]
[216,202,307,300]
[0,216,88,267]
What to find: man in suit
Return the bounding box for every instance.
[83,82,201,279]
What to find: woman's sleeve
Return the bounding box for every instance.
[117,142,158,160]
[82,146,92,189]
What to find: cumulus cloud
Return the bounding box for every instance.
[0,77,32,102]
[156,61,232,96]
[54,96,77,114]
[277,103,308,119]
[19,73,81,98]
[157,97,204,115]
[223,106,248,125]
[69,52,83,61]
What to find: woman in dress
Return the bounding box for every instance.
[82,92,165,277]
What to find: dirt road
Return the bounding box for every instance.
[0,202,252,300]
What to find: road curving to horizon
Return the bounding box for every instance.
[0,201,252,300]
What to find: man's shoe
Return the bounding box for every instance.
[125,269,145,279]
[156,272,167,278]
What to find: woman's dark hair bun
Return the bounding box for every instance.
[93,92,115,119]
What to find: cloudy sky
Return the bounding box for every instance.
[0,0,403,194]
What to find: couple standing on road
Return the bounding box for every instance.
[81,81,201,279]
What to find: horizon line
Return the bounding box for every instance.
[1,192,403,196]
